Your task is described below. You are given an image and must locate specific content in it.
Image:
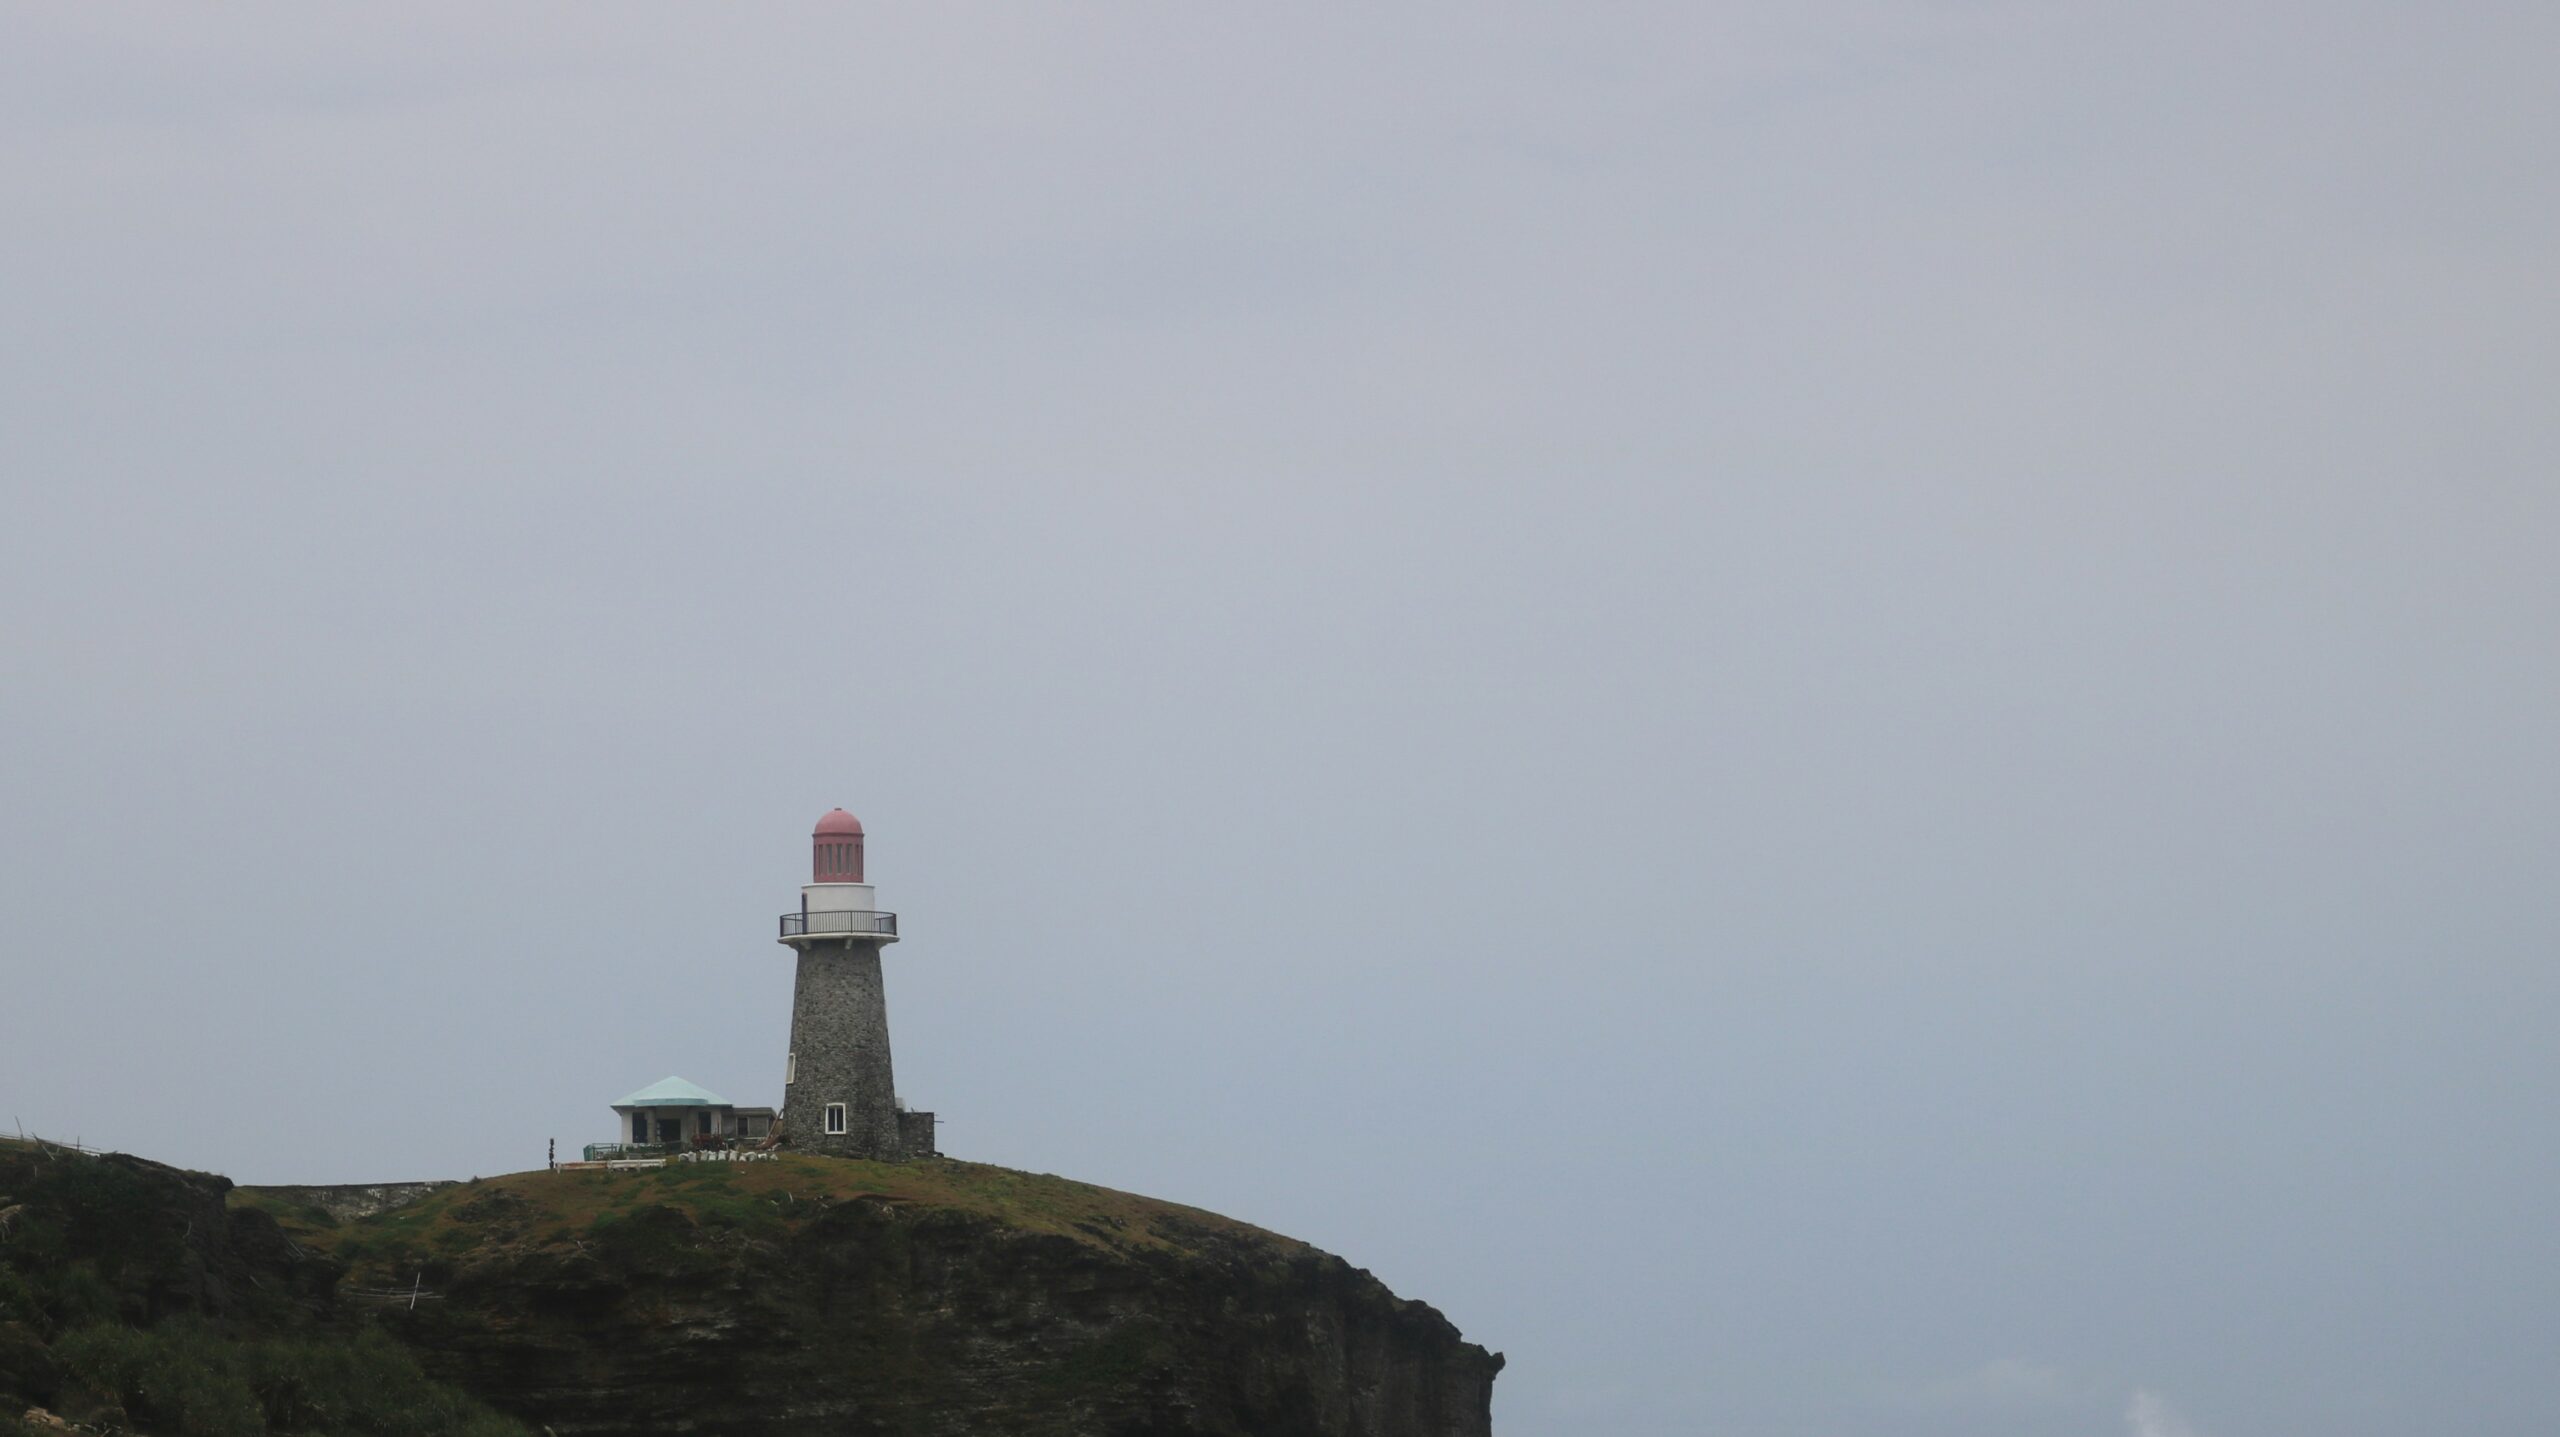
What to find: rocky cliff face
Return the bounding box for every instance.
[262,1156,1501,1437]
[231,1181,458,1225]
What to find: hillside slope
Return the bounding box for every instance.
[243,1155,1501,1437]
[0,1137,521,1437]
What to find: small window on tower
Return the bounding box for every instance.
[824,1103,847,1135]
[786,1052,796,1085]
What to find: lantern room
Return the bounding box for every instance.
[813,808,864,883]
[784,807,896,944]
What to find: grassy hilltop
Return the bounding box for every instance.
[233,1155,1312,1290]
[5,1140,1497,1437]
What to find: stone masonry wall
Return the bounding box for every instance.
[896,1109,936,1158]
[781,939,903,1159]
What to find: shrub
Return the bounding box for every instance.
[50,1321,528,1437]
[586,1207,716,1275]
[47,1263,121,1335]
[55,1322,264,1437]
[0,1264,37,1324]
[32,1160,179,1280]
[244,1328,522,1437]
[0,1258,123,1337]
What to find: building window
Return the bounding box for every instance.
[786,1052,796,1085]
[696,1111,712,1138]
[824,1103,847,1135]
[632,1112,647,1144]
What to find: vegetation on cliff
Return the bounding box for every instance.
[290,1155,1496,1437]
[6,1140,1498,1437]
[0,1138,523,1437]
[238,1155,1316,1285]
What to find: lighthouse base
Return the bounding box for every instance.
[781,939,913,1160]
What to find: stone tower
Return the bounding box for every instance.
[777,808,933,1160]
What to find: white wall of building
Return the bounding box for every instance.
[800,882,878,913]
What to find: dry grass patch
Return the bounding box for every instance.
[253,1156,1303,1283]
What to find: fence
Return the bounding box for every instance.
[779,909,898,939]
[342,1274,443,1310]
[4,1131,107,1157]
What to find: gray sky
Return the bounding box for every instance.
[4,6,2556,1435]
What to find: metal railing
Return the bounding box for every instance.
[582,1136,766,1163]
[583,1142,681,1162]
[780,909,898,939]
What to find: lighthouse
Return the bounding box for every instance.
[777,808,934,1160]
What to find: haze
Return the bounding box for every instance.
[4,7,2556,1436]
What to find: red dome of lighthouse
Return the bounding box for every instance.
[812,808,865,882]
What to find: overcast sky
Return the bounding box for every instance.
[5,7,2557,1436]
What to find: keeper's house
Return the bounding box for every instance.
[603,1076,775,1153]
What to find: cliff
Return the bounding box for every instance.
[1,1139,1499,1437]
[260,1155,1501,1437]
[228,1182,457,1225]
[0,1138,514,1437]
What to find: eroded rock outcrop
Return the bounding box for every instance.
[233,1181,457,1225]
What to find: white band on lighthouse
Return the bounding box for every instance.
[803,881,878,912]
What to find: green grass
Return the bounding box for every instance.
[51,1321,525,1437]
[265,1155,1306,1286]
[222,1190,339,1236]
[0,1144,191,1335]
[0,1141,527,1437]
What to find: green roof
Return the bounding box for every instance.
[613,1075,730,1109]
